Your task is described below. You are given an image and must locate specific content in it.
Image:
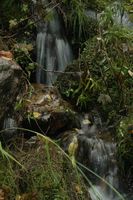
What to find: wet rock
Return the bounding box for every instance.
[23,84,80,137]
[0,57,25,123]
[59,129,79,152]
[1,116,18,142]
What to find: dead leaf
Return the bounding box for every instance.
[75,185,83,194]
[15,192,37,200]
[0,187,10,200]
[82,119,91,125]
[128,70,133,77]
[33,111,41,119]
[0,51,13,60]
[97,94,112,105]
[0,189,4,200]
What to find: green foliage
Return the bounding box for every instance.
[0,142,23,168]
[57,0,99,43]
[0,0,22,28]
[59,0,116,42]
[0,128,126,200]
[13,42,36,78]
[0,133,88,200]
[0,0,37,78]
[62,0,88,38]
[81,22,133,111]
[86,0,113,11]
[57,3,133,116]
[117,115,133,176]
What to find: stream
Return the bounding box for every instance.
[34,1,133,199]
[77,113,132,200]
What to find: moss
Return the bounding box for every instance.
[56,13,133,116]
[117,115,133,176]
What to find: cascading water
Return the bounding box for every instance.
[77,113,132,200]
[2,116,17,141]
[36,0,73,85]
[34,1,133,198]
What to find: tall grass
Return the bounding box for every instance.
[0,127,126,200]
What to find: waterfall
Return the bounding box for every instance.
[77,113,132,200]
[36,1,73,85]
[2,116,17,141]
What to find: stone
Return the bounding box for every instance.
[23,84,80,137]
[0,57,25,124]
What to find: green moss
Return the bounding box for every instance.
[117,115,133,175]
[57,5,133,116]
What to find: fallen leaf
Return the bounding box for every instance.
[75,185,83,194]
[0,51,13,59]
[128,70,133,77]
[0,189,4,200]
[33,111,41,119]
[15,192,37,200]
[97,94,112,105]
[82,119,91,125]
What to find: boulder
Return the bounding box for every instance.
[23,84,80,137]
[0,56,25,123]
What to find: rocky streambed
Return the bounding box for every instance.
[0,56,132,200]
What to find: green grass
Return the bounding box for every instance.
[0,127,127,200]
[0,129,88,199]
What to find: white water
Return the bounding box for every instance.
[87,138,121,200]
[77,113,132,200]
[36,1,73,85]
[2,117,17,140]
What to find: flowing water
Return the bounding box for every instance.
[2,116,17,141]
[36,0,73,85]
[35,1,132,86]
[77,113,132,200]
[34,1,133,199]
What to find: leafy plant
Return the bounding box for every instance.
[117,115,133,176]
[57,0,90,41]
[57,2,133,116]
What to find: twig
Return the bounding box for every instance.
[36,63,83,75]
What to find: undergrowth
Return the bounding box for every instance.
[0,132,88,200]
[57,2,133,123]
[0,128,127,200]
[117,115,133,174]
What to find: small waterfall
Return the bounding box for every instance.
[77,113,132,200]
[86,138,120,200]
[2,117,17,140]
[36,1,73,85]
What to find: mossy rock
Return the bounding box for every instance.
[56,20,133,117]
